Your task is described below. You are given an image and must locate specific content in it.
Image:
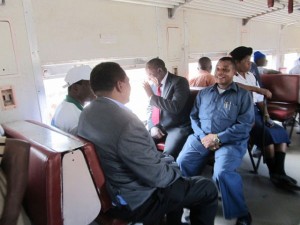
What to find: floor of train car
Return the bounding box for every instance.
[91,125,300,225]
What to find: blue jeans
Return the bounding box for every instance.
[177,134,249,219]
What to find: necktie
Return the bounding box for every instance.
[151,85,161,125]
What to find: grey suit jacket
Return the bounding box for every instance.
[78,97,181,210]
[147,73,191,130]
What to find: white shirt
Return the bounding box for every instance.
[51,101,81,134]
[0,125,4,136]
[289,59,300,75]
[160,72,169,94]
[257,66,267,75]
[233,72,264,103]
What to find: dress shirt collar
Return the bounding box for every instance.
[211,82,238,93]
[102,97,129,110]
[160,72,169,87]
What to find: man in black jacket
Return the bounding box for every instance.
[143,58,192,159]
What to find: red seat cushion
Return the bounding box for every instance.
[156,142,165,151]
[267,103,297,121]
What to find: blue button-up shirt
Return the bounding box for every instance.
[191,82,254,157]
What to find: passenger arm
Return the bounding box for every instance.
[117,120,181,188]
[150,78,190,114]
[236,82,272,99]
[190,91,207,139]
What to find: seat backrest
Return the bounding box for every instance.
[2,120,101,225]
[261,74,300,103]
[186,88,201,113]
[80,141,113,213]
[1,139,30,224]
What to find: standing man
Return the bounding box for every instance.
[177,57,254,225]
[51,65,95,134]
[143,58,192,159]
[77,62,218,225]
[189,57,216,87]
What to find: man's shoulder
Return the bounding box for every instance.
[168,73,188,82]
[234,82,252,98]
[198,85,214,94]
[56,100,78,111]
[85,98,134,124]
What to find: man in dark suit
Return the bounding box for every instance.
[143,58,192,159]
[77,62,218,225]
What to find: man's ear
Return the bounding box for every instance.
[116,80,122,92]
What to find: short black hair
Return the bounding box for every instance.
[218,57,236,69]
[230,46,253,62]
[90,62,126,93]
[198,57,212,71]
[146,58,166,70]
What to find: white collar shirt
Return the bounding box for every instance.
[233,71,264,103]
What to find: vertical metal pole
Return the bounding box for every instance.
[22,0,48,123]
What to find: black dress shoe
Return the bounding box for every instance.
[236,213,252,225]
[270,174,300,191]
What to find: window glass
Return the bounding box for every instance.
[43,77,67,124]
[188,60,218,79]
[284,53,299,73]
[188,62,198,80]
[211,60,218,75]
[125,68,148,122]
[266,55,275,69]
[43,66,148,124]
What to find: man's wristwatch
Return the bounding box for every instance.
[213,135,221,145]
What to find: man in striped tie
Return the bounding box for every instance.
[143,58,192,159]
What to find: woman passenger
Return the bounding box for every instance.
[230,46,297,190]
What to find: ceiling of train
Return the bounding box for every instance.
[112,0,300,26]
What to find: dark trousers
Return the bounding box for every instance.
[107,176,218,225]
[154,125,192,159]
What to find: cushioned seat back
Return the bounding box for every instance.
[2,120,101,225]
[261,74,300,103]
[81,142,113,213]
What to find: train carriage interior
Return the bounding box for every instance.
[1,0,300,224]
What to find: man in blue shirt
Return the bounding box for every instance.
[177,57,254,225]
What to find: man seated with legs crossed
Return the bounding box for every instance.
[177,57,254,225]
[77,62,218,225]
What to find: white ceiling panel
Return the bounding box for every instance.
[111,0,300,26]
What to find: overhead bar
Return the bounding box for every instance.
[168,0,195,18]
[243,2,285,25]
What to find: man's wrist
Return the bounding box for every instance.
[213,134,221,145]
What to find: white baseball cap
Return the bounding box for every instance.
[63,65,92,88]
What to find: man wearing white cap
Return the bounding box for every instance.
[51,65,95,134]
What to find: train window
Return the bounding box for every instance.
[125,68,148,122]
[265,55,276,69]
[42,65,148,124]
[43,77,67,123]
[188,60,218,80]
[283,53,299,73]
[188,62,198,80]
